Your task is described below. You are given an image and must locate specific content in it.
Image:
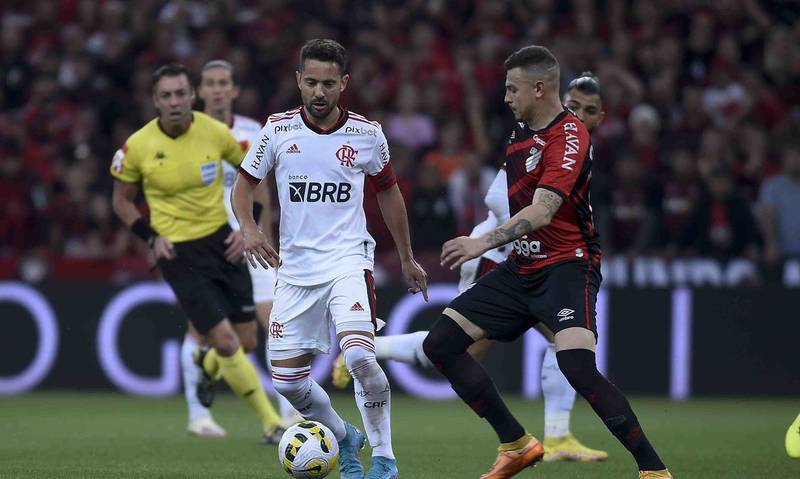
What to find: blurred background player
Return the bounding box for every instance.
[332,71,608,463]
[177,59,298,439]
[110,63,285,444]
[232,39,428,479]
[429,46,671,479]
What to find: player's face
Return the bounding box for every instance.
[153,74,194,127]
[296,59,349,121]
[504,67,542,123]
[564,89,604,132]
[198,67,239,112]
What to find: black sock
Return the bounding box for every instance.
[557,349,666,471]
[423,315,525,443]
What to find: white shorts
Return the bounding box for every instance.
[268,270,377,354]
[249,263,276,304]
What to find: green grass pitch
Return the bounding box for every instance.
[1,393,797,478]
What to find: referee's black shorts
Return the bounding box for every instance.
[160,224,255,335]
[448,259,601,342]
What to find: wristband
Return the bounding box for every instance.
[130,218,157,247]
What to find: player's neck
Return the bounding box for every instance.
[158,115,192,138]
[304,105,342,131]
[206,108,233,127]
[526,98,565,131]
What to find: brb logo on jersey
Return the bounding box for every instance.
[289,182,352,203]
[336,144,358,167]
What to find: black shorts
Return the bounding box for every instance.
[160,224,255,335]
[448,259,601,342]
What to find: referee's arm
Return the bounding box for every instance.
[112,179,175,260]
[111,180,143,228]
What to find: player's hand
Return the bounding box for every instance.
[224,230,245,263]
[441,236,486,271]
[152,236,176,263]
[401,257,429,302]
[241,224,280,269]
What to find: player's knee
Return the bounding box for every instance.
[555,349,599,392]
[208,324,240,356]
[422,315,469,366]
[339,335,378,375]
[272,376,306,401]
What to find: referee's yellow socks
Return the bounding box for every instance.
[214,347,282,431]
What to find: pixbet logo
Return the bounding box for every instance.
[336,144,358,167]
[344,126,376,136]
[289,182,352,202]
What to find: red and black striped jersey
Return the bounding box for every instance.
[504,109,601,275]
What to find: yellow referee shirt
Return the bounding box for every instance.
[110,112,247,242]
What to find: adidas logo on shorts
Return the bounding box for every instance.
[286,143,301,154]
[350,302,365,312]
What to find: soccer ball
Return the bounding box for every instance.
[278,421,339,478]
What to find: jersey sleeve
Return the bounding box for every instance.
[221,125,247,167]
[239,122,275,182]
[484,167,510,223]
[537,121,591,199]
[365,125,397,192]
[109,141,141,183]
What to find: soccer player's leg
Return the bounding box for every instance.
[535,323,608,462]
[332,330,431,389]
[545,261,670,477]
[422,264,543,478]
[181,324,226,437]
[252,264,303,426]
[269,278,365,479]
[332,270,397,479]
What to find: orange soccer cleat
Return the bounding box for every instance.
[479,435,545,479]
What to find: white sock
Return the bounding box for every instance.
[277,393,300,423]
[341,336,394,459]
[271,365,347,441]
[180,334,210,421]
[375,331,432,368]
[541,343,575,438]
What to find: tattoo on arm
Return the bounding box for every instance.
[486,219,534,249]
[533,188,563,217]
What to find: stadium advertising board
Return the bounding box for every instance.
[2,280,799,397]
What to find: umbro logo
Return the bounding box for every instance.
[557,308,575,322]
[350,302,365,312]
[286,143,300,154]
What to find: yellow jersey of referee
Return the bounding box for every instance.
[110,112,246,242]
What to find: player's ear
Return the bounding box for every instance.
[232,85,240,100]
[295,70,302,89]
[340,73,350,93]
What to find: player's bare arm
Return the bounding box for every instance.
[111,179,176,262]
[231,172,279,269]
[440,188,563,270]
[375,183,429,301]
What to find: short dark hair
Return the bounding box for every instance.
[567,71,602,96]
[202,59,236,84]
[503,45,560,83]
[299,39,347,74]
[151,63,191,92]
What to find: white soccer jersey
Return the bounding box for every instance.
[223,114,263,228]
[240,107,395,286]
[473,168,510,264]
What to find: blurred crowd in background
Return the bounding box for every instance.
[2,0,800,282]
